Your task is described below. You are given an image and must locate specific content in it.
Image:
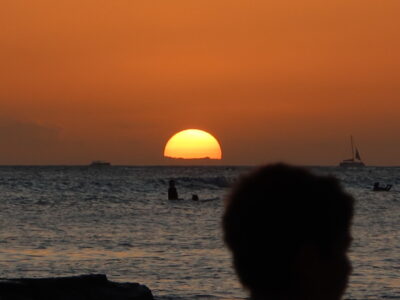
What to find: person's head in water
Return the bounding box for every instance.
[223,164,354,300]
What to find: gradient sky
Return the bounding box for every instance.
[1,0,399,165]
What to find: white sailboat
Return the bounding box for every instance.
[339,136,365,167]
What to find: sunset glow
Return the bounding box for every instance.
[164,129,222,160]
[1,1,400,165]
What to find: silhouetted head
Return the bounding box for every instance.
[223,164,354,300]
[169,180,175,187]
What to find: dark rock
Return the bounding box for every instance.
[0,274,154,300]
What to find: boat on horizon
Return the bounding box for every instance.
[339,136,365,167]
[89,160,111,167]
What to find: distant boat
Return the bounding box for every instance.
[339,136,365,167]
[89,160,111,167]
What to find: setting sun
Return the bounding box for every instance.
[164,129,222,160]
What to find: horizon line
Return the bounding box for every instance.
[0,164,399,167]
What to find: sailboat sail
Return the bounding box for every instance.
[339,136,365,167]
[355,148,361,161]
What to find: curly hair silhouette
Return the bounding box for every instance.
[223,164,354,300]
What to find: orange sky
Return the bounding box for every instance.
[1,0,399,165]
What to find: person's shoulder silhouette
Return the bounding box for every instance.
[223,163,354,300]
[168,180,178,200]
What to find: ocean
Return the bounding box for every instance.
[0,166,399,299]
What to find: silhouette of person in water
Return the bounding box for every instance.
[373,182,382,191]
[223,163,354,300]
[168,180,179,200]
[373,182,392,191]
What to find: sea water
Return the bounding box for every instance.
[0,166,399,299]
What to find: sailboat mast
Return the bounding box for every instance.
[351,135,355,160]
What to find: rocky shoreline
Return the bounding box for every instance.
[0,274,153,300]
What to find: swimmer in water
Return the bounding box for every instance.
[168,180,178,200]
